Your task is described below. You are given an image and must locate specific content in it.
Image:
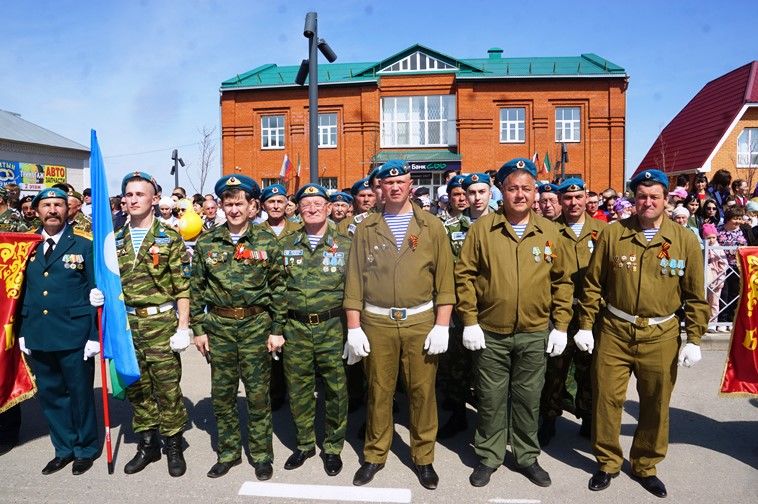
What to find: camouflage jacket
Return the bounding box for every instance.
[69,212,92,234]
[24,216,41,230]
[0,208,31,232]
[115,218,191,308]
[443,213,472,260]
[190,223,286,335]
[280,222,351,314]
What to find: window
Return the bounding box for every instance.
[555,107,581,142]
[261,115,285,149]
[499,108,525,143]
[381,95,457,147]
[379,51,457,73]
[737,128,758,167]
[318,177,338,190]
[318,113,338,148]
[261,178,281,188]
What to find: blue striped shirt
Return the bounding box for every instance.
[511,223,527,239]
[230,233,242,245]
[130,227,149,255]
[643,228,659,242]
[307,234,323,250]
[384,211,413,250]
[570,222,584,237]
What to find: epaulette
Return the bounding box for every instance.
[73,228,93,240]
[353,212,368,224]
[444,217,459,226]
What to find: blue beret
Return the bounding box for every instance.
[630,169,669,192]
[32,187,68,207]
[214,174,261,199]
[295,183,329,202]
[446,175,466,193]
[462,173,491,190]
[367,167,380,185]
[121,171,159,195]
[261,183,287,202]
[496,158,538,185]
[330,191,353,204]
[374,160,409,180]
[538,183,560,194]
[351,177,372,196]
[558,177,585,194]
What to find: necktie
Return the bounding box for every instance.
[44,238,55,260]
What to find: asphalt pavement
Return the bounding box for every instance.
[1,342,756,504]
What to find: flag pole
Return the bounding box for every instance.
[97,306,114,474]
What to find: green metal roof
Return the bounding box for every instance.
[221,44,626,91]
[371,150,461,163]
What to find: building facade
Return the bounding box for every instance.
[221,45,627,195]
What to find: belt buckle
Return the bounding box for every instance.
[234,308,245,320]
[136,307,149,318]
[634,316,649,328]
[389,307,407,321]
[308,313,320,325]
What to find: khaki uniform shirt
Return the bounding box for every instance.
[257,219,301,242]
[577,215,709,344]
[343,203,455,311]
[556,214,608,300]
[455,210,574,334]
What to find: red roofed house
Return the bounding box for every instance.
[635,61,758,183]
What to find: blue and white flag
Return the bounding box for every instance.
[90,130,139,396]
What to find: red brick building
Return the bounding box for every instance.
[220,45,627,195]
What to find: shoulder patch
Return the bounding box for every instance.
[73,228,93,240]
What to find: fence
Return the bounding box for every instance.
[702,243,740,330]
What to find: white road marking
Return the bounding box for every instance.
[238,482,412,503]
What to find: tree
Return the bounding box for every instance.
[186,126,217,195]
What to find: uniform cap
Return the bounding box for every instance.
[496,158,538,184]
[121,171,159,195]
[557,177,585,194]
[330,191,353,204]
[630,169,668,192]
[446,175,466,193]
[374,160,409,180]
[32,187,69,208]
[351,177,371,196]
[294,183,329,202]
[462,173,491,190]
[214,174,261,199]
[260,183,287,202]
[538,183,560,194]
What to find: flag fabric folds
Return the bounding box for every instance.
[90,130,139,398]
[280,154,294,181]
[543,152,552,173]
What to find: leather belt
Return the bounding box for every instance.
[288,306,343,325]
[126,302,174,318]
[606,304,675,328]
[211,305,265,320]
[364,301,434,321]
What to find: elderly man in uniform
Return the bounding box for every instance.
[343,160,455,490]
[456,158,573,488]
[19,194,41,229]
[329,191,353,225]
[191,175,286,481]
[576,169,708,498]
[90,171,192,477]
[538,183,561,221]
[16,188,99,475]
[279,183,351,476]
[538,178,606,447]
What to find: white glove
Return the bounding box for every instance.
[573,329,595,353]
[546,329,568,357]
[169,329,191,352]
[83,340,100,360]
[423,325,449,355]
[678,343,702,367]
[462,325,486,351]
[89,288,104,307]
[342,344,362,366]
[18,337,30,356]
[345,327,371,357]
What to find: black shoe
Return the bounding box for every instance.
[414,464,439,490]
[72,458,94,475]
[284,448,316,470]
[589,470,619,491]
[579,417,592,439]
[165,433,186,477]
[538,417,557,447]
[0,437,18,456]
[124,429,161,475]
[517,461,552,487]
[253,461,273,481]
[207,458,241,478]
[42,456,74,475]
[437,408,468,439]
[353,462,384,486]
[634,475,667,498]
[469,464,496,487]
[323,454,342,476]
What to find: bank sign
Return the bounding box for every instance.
[407,161,461,172]
[0,160,67,190]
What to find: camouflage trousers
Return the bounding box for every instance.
[126,311,188,436]
[206,311,272,464]
[539,317,593,419]
[438,324,471,406]
[283,317,347,455]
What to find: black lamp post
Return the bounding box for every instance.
[170,149,185,189]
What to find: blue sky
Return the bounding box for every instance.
[2,0,756,194]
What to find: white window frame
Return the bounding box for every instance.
[737,128,758,168]
[380,95,457,148]
[379,51,456,73]
[555,107,581,143]
[261,178,281,188]
[499,107,526,143]
[318,113,338,148]
[261,115,285,149]
[318,177,338,190]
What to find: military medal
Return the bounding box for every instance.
[544,241,556,263]
[588,239,594,253]
[533,247,541,263]
[408,234,419,251]
[678,259,685,276]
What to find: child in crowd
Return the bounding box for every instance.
[703,223,728,332]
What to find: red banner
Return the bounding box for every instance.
[720,247,758,395]
[0,232,43,413]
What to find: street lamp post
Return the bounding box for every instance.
[171,149,185,189]
[295,12,337,184]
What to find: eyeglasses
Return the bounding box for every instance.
[705,207,717,211]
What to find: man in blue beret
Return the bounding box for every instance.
[190,174,286,481]
[538,183,561,221]
[457,158,573,488]
[338,176,378,237]
[17,188,100,475]
[538,177,606,447]
[329,192,353,225]
[576,169,708,497]
[343,161,455,490]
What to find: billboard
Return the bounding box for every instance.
[0,160,67,191]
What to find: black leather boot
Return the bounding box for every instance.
[124,429,161,474]
[165,433,186,477]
